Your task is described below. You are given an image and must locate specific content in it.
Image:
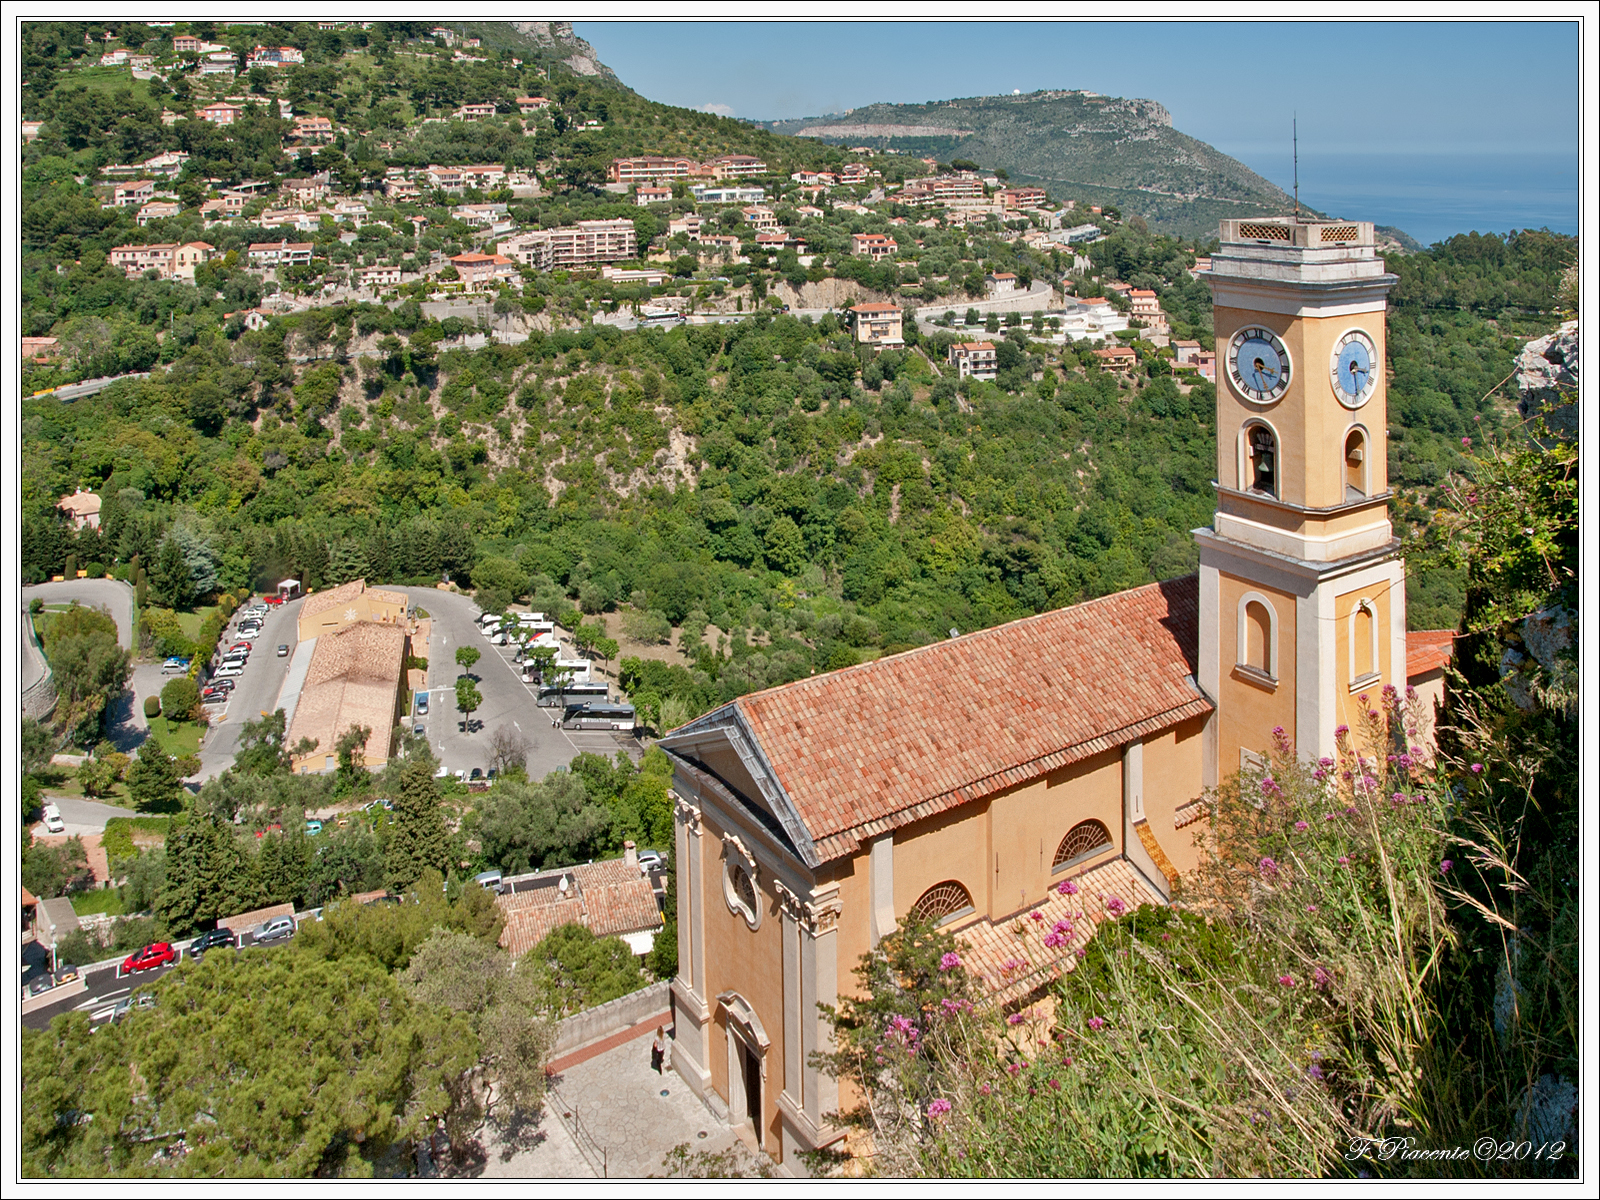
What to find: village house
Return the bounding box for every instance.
[692,185,766,206]
[497,853,666,961]
[453,102,499,122]
[56,489,102,530]
[258,208,318,232]
[661,219,1427,1170]
[667,214,704,240]
[136,200,182,226]
[635,186,673,206]
[789,170,839,188]
[172,34,203,53]
[610,156,705,185]
[425,164,507,192]
[292,116,335,144]
[248,240,314,269]
[223,308,273,331]
[246,45,304,69]
[358,264,402,288]
[948,340,998,380]
[448,251,519,289]
[517,96,552,114]
[845,302,904,349]
[985,271,1019,296]
[197,103,242,126]
[112,180,155,207]
[741,206,779,232]
[1093,344,1139,378]
[999,187,1048,209]
[709,155,769,179]
[22,336,61,363]
[839,163,875,186]
[108,241,214,280]
[850,233,897,262]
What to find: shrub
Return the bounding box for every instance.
[160,676,200,722]
[144,695,161,719]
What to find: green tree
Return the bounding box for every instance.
[455,644,481,676]
[527,923,649,1017]
[21,951,478,1177]
[454,676,481,733]
[21,717,55,776]
[335,724,373,796]
[386,758,451,890]
[160,675,200,723]
[476,769,611,875]
[149,535,192,609]
[155,802,254,935]
[402,930,554,1125]
[125,747,183,814]
[234,708,294,776]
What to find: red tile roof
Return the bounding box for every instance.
[1406,629,1454,678]
[730,576,1207,862]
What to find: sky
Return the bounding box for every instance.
[574,20,1580,159]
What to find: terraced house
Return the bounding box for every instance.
[660,217,1446,1171]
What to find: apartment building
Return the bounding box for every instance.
[108,241,215,280]
[498,219,637,270]
[846,302,905,349]
[851,232,898,261]
[248,240,314,268]
[948,341,998,380]
[708,155,769,179]
[448,252,519,289]
[1000,187,1048,209]
[610,156,704,185]
[636,186,673,206]
[690,185,765,205]
[112,180,156,207]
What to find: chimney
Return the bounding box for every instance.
[624,841,638,869]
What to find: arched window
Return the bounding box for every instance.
[1053,820,1113,873]
[1242,423,1278,497]
[911,881,975,927]
[1349,599,1380,686]
[1235,592,1278,683]
[1344,427,1368,499]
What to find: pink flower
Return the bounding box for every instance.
[1007,1012,1027,1026]
[1052,919,1073,935]
[1470,763,1483,775]
[1057,879,1078,897]
[980,1083,991,1096]
[1075,947,1086,960]
[1335,725,1349,739]
[1294,820,1309,832]
[1029,910,1044,923]
[1087,1016,1105,1031]
[1439,860,1453,875]
[1006,1063,1020,1077]
[1258,856,1280,879]
[1043,932,1065,949]
[1357,693,1370,707]
[1345,806,1360,817]
[1279,974,1296,987]
[1337,855,1350,866]
[1001,957,1027,974]
[927,1098,952,1117]
[1313,966,1332,990]
[1104,895,1127,917]
[1318,757,1335,769]
[1324,813,1337,822]
[1259,775,1283,797]
[939,951,962,972]
[1048,1078,1061,1091]
[1305,904,1318,913]
[1462,436,1472,448]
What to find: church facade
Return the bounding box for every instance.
[658,217,1431,1170]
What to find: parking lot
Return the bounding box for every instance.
[195,596,305,779]
[398,587,640,781]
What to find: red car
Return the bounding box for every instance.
[123,943,176,973]
[264,594,285,606]
[228,642,252,653]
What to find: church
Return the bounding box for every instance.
[657,216,1444,1169]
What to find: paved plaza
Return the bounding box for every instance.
[464,1032,746,1178]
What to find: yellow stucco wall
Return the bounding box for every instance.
[1213,306,1388,511]
[1217,571,1299,774]
[696,810,788,1159]
[1334,584,1393,738]
[1139,717,1208,878]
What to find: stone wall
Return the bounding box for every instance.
[551,979,671,1056]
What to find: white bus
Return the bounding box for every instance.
[561,702,636,731]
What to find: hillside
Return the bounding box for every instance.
[762,89,1303,238]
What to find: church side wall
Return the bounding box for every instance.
[1216,572,1299,775]
[1139,716,1208,877]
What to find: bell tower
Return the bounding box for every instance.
[1195,218,1406,780]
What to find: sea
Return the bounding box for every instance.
[1235,150,1579,248]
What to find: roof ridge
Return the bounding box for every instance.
[734,576,1187,712]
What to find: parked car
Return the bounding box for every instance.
[468,767,483,782]
[637,850,664,875]
[161,656,191,674]
[254,916,295,943]
[474,869,504,892]
[362,799,394,814]
[228,641,252,652]
[201,679,235,695]
[123,943,176,973]
[305,819,323,835]
[414,693,428,716]
[236,629,262,642]
[43,804,65,833]
[412,723,426,737]
[215,664,244,678]
[277,643,290,657]
[264,593,285,606]
[189,929,236,960]
[109,993,157,1023]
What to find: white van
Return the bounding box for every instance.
[43,804,65,833]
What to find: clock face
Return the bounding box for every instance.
[1331,329,1378,407]
[1227,326,1291,403]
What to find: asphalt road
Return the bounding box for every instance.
[400,587,639,781]
[22,928,299,1032]
[36,796,139,836]
[196,597,306,780]
[23,579,137,684]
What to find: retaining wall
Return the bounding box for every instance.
[552,979,670,1057]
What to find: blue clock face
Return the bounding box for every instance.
[1331,329,1377,406]
[1227,326,1291,403]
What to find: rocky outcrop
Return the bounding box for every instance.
[509,21,615,79]
[1516,319,1578,437]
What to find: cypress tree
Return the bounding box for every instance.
[386,758,451,891]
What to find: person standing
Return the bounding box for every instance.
[650,1026,666,1074]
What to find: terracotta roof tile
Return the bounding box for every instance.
[1407,629,1454,678]
[723,577,1205,862]
[499,896,586,959]
[286,621,406,763]
[299,579,369,621]
[952,858,1164,1007]
[582,878,664,939]
[494,857,662,958]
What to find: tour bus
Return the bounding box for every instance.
[561,702,636,731]
[534,679,609,707]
